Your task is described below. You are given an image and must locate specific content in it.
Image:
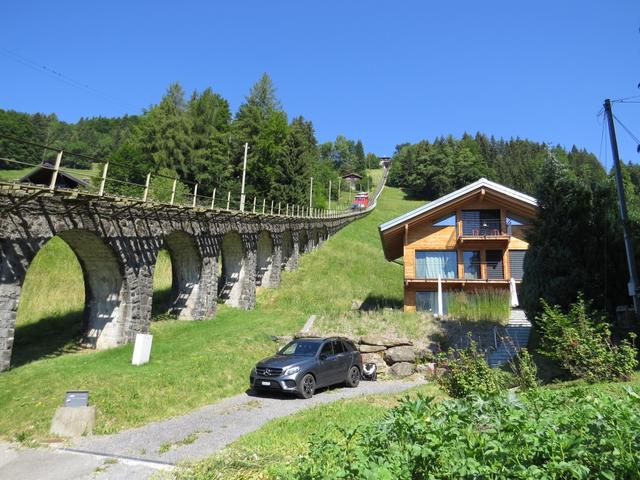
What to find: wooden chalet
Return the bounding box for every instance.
[378,178,538,312]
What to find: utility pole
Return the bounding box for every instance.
[338,177,341,207]
[604,98,640,319]
[328,179,332,210]
[309,176,313,210]
[240,142,249,212]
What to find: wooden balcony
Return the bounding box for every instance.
[456,220,510,244]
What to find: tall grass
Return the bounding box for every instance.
[447,289,511,324]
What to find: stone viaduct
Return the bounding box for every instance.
[0,186,373,372]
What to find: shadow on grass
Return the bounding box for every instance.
[359,294,404,311]
[152,287,176,321]
[12,311,85,368]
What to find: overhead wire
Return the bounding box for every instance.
[0,48,138,110]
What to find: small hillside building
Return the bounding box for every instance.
[20,163,90,190]
[379,178,537,312]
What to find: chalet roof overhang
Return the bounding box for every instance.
[378,178,538,261]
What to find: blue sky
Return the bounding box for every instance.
[1,1,639,165]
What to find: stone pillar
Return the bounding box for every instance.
[267,232,283,289]
[239,233,257,310]
[0,244,27,372]
[192,235,218,320]
[287,231,300,271]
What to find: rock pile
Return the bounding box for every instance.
[358,336,439,378]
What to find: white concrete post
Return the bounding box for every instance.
[240,142,248,211]
[252,196,256,213]
[226,191,231,210]
[192,183,198,208]
[170,179,177,205]
[98,162,109,197]
[142,172,151,202]
[210,188,216,209]
[437,275,444,318]
[132,333,153,366]
[49,150,63,190]
[262,198,266,214]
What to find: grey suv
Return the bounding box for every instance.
[250,337,362,399]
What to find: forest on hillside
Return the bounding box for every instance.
[386,133,629,198]
[0,74,376,208]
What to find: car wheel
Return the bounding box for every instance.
[298,374,315,399]
[346,366,360,388]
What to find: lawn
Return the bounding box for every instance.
[0,186,425,441]
[0,164,100,183]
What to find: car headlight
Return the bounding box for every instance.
[283,366,300,376]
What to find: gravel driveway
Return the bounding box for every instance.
[72,379,422,464]
[0,379,423,479]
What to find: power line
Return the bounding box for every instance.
[612,113,640,151]
[0,48,138,110]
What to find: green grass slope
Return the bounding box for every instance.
[0,186,423,440]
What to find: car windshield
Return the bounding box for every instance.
[279,340,322,357]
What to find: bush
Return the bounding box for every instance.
[290,387,640,479]
[510,348,539,390]
[436,338,502,398]
[447,289,511,323]
[536,296,638,383]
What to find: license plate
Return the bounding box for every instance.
[261,381,271,386]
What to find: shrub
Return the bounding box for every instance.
[510,348,539,390]
[536,296,638,383]
[436,338,501,398]
[290,387,640,479]
[447,289,510,323]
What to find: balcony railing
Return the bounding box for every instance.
[457,219,507,238]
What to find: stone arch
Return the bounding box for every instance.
[218,231,245,307]
[298,230,309,254]
[256,231,275,288]
[158,231,202,320]
[281,230,296,270]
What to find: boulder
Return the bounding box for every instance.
[358,344,386,353]
[384,346,416,364]
[361,352,389,374]
[360,335,413,347]
[416,362,437,378]
[390,362,415,377]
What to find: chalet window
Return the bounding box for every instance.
[432,214,456,227]
[506,213,530,234]
[463,250,481,279]
[509,250,527,280]
[486,250,504,280]
[416,291,448,314]
[415,251,457,279]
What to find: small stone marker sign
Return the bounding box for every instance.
[132,333,153,366]
[64,390,89,408]
[51,391,95,438]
